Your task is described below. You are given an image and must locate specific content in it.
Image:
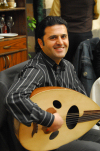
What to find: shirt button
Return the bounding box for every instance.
[83,72,87,77]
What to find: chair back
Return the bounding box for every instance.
[0,60,29,128]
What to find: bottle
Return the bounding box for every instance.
[3,23,7,33]
[2,14,7,33]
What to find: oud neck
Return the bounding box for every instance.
[78,110,100,123]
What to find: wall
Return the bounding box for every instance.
[92,16,100,38]
[26,0,35,58]
[92,0,100,38]
[43,0,53,17]
[26,0,53,58]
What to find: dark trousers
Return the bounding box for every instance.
[53,129,100,151]
[65,31,93,62]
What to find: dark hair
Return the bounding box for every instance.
[37,16,68,39]
[35,16,68,53]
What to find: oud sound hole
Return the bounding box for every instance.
[49,131,59,140]
[53,100,62,109]
[66,105,79,129]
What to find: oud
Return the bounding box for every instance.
[14,87,100,151]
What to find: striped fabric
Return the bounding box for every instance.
[5,51,87,127]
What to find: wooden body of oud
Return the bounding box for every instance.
[14,87,100,151]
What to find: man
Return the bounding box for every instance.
[5,16,100,151]
[49,0,99,62]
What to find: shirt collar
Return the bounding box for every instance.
[41,51,65,71]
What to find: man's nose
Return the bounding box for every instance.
[57,37,63,45]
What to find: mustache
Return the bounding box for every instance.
[54,44,66,48]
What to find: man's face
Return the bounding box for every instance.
[38,24,69,64]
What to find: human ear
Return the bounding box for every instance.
[38,38,44,49]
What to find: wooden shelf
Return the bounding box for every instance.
[0,7,25,12]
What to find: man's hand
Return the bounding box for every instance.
[47,113,64,132]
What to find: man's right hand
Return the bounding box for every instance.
[47,112,64,132]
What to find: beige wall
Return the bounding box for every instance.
[92,16,100,38]
[43,0,53,9]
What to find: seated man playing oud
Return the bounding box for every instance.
[5,16,100,151]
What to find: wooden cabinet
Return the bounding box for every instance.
[0,48,27,71]
[0,0,28,71]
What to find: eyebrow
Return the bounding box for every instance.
[49,34,67,39]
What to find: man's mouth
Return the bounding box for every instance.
[54,47,65,51]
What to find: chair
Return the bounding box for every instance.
[90,77,100,130]
[0,60,29,151]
